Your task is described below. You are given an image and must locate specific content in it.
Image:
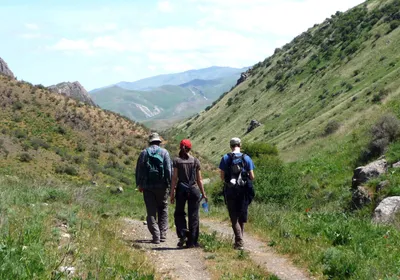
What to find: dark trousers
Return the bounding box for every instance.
[227,197,245,246]
[143,188,169,242]
[174,186,201,246]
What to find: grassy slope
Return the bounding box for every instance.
[0,76,156,278]
[170,0,400,279]
[176,0,400,164]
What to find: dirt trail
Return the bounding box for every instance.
[201,219,313,280]
[121,218,211,280]
[121,217,313,280]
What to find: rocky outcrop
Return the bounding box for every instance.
[0,57,15,79]
[352,159,387,188]
[235,69,251,86]
[247,119,261,133]
[373,196,400,224]
[48,81,96,106]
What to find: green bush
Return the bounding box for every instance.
[322,248,357,279]
[253,156,303,205]
[19,153,33,162]
[369,114,400,158]
[55,164,78,176]
[324,120,341,136]
[30,138,50,150]
[242,142,278,158]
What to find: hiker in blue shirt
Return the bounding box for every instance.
[219,137,255,250]
[136,132,172,244]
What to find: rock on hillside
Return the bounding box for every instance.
[49,81,96,106]
[0,57,15,79]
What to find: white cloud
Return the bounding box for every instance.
[157,1,173,13]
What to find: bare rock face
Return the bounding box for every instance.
[352,159,387,188]
[0,57,15,78]
[48,81,96,106]
[373,196,400,224]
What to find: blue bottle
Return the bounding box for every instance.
[201,200,209,213]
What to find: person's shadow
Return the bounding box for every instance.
[133,239,185,251]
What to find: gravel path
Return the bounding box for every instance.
[201,219,313,280]
[121,218,211,280]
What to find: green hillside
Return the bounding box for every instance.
[0,74,155,278]
[176,0,400,163]
[168,0,400,279]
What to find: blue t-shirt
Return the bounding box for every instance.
[219,152,255,181]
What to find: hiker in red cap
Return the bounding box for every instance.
[170,139,207,248]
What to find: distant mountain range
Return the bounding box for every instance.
[90,66,248,127]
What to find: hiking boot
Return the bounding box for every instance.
[177,237,187,247]
[233,243,244,250]
[152,239,160,244]
[186,242,200,248]
[160,238,166,242]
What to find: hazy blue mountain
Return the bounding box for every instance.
[90,66,248,128]
[114,66,247,90]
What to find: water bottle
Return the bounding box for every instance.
[201,199,209,213]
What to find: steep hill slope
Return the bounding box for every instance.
[0,74,149,185]
[175,0,400,163]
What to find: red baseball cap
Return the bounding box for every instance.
[180,139,192,149]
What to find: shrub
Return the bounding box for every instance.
[89,150,100,159]
[119,176,131,185]
[322,248,357,279]
[369,114,400,157]
[72,155,84,164]
[14,129,27,139]
[55,164,78,176]
[12,101,23,111]
[55,125,67,135]
[75,142,86,152]
[30,138,50,150]
[19,153,32,162]
[242,142,278,158]
[324,120,341,136]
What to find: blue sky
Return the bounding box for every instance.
[0,0,364,90]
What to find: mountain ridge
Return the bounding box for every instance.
[90,66,246,127]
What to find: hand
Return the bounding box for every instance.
[138,187,143,193]
[202,194,208,202]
